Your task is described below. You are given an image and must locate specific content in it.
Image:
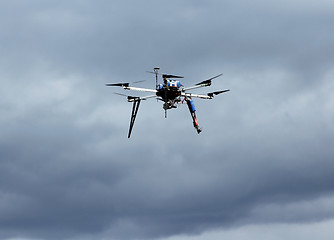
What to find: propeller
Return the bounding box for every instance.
[114,92,139,101]
[105,80,145,88]
[146,71,183,79]
[162,74,184,79]
[207,89,230,97]
[106,83,129,87]
[196,73,223,86]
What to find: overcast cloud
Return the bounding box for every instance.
[1,0,334,240]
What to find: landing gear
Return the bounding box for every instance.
[186,98,202,134]
[128,98,141,138]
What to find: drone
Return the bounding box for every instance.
[106,67,230,138]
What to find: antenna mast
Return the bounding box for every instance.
[154,67,160,89]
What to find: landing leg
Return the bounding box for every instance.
[186,98,202,134]
[128,99,141,138]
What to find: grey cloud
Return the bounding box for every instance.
[1,0,334,240]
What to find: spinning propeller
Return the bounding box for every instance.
[105,80,145,88]
[196,73,223,86]
[114,92,139,102]
[146,71,183,79]
[207,89,230,97]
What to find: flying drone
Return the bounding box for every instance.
[106,67,230,138]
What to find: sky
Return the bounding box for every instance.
[1,0,334,239]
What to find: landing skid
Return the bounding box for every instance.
[128,99,141,138]
[186,98,202,134]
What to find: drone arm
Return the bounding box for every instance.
[127,94,157,102]
[124,86,157,93]
[182,90,230,99]
[106,83,157,93]
[183,83,211,92]
[181,92,212,99]
[139,95,158,101]
[114,93,157,102]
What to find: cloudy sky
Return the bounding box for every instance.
[1,0,334,239]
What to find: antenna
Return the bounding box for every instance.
[154,67,160,89]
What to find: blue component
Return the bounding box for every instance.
[157,84,163,90]
[187,99,196,112]
[167,80,181,88]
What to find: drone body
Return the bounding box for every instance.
[106,68,230,138]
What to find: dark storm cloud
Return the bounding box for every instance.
[1,0,334,240]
